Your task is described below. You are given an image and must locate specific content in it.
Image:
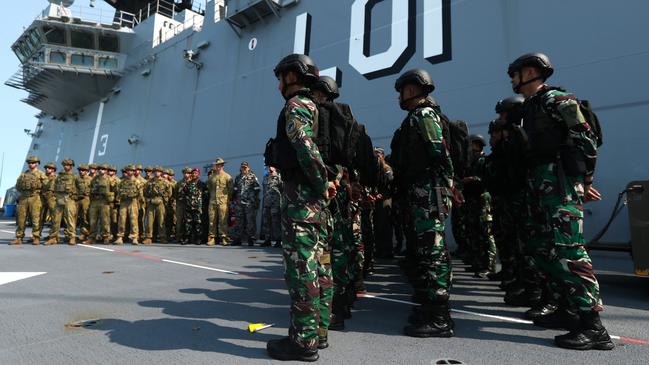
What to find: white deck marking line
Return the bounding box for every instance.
[78,244,115,252]
[1,229,16,234]
[161,259,239,275]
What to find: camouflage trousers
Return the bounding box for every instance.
[89,200,111,240]
[176,202,186,241]
[360,205,375,274]
[41,195,56,234]
[166,200,176,239]
[349,202,364,282]
[232,202,257,242]
[110,203,118,239]
[492,193,528,285]
[208,200,229,240]
[526,163,603,312]
[77,196,90,237]
[407,178,452,304]
[117,198,139,240]
[138,200,146,239]
[51,195,77,241]
[281,181,330,350]
[146,200,166,241]
[331,198,351,295]
[465,192,497,272]
[262,194,282,242]
[15,194,42,239]
[183,206,203,241]
[318,207,334,340]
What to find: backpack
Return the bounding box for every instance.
[433,106,471,179]
[578,99,603,147]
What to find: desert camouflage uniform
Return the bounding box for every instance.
[14,168,46,241]
[50,170,79,242]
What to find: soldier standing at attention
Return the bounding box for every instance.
[390,69,455,338]
[175,167,191,243]
[40,163,58,232]
[46,159,79,245]
[85,165,115,244]
[107,165,120,240]
[134,164,147,242]
[207,158,233,246]
[261,165,282,247]
[266,54,335,362]
[114,165,140,245]
[181,168,206,244]
[76,164,92,241]
[232,161,261,246]
[165,169,177,241]
[143,166,172,244]
[507,52,613,350]
[11,156,46,245]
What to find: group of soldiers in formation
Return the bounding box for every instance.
[10,158,283,247]
[10,50,614,362]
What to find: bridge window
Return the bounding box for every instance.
[32,51,45,63]
[71,30,94,49]
[29,29,43,46]
[49,51,67,64]
[71,53,95,67]
[98,56,118,69]
[98,34,119,52]
[43,26,66,45]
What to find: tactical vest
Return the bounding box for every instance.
[91,177,111,198]
[17,171,43,192]
[274,106,301,175]
[120,179,140,199]
[55,172,77,195]
[391,106,439,185]
[77,176,92,196]
[42,175,56,197]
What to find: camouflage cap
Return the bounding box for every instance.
[77,164,89,170]
[88,164,97,170]
[44,162,57,170]
[153,166,163,172]
[182,166,192,173]
[97,164,108,170]
[213,158,226,165]
[240,161,249,167]
[25,155,40,163]
[135,164,143,170]
[61,158,75,166]
[144,166,153,172]
[162,168,170,175]
[108,164,117,171]
[126,164,136,171]
[167,169,175,176]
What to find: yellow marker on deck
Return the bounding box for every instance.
[634,268,649,277]
[248,323,274,333]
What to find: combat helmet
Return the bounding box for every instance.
[25,155,40,164]
[182,166,192,174]
[311,76,340,100]
[44,162,57,170]
[470,134,486,147]
[61,158,75,166]
[78,164,89,171]
[273,54,319,85]
[395,68,435,93]
[507,52,554,80]
[495,96,525,113]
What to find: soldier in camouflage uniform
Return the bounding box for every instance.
[114,165,140,244]
[46,159,79,245]
[134,164,147,241]
[76,164,92,241]
[266,54,335,362]
[11,156,46,245]
[165,169,177,241]
[261,166,282,247]
[143,166,172,244]
[107,165,120,240]
[507,53,613,350]
[232,161,260,246]
[175,167,191,243]
[390,69,455,338]
[181,168,206,244]
[207,158,233,246]
[86,165,116,244]
[40,163,57,231]
[88,164,97,178]
[463,134,497,277]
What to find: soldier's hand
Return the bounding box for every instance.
[451,186,464,206]
[584,185,602,203]
[325,181,337,200]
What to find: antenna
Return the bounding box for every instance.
[48,0,75,7]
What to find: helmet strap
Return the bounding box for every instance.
[513,71,544,93]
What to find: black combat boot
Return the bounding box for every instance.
[404,304,454,338]
[247,238,255,246]
[329,295,347,331]
[231,240,242,246]
[267,337,319,362]
[503,288,541,307]
[533,307,579,330]
[317,336,329,350]
[555,311,615,350]
[486,271,504,281]
[273,239,282,248]
[525,303,558,320]
[261,239,272,247]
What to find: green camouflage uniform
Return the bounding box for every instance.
[232,171,261,242]
[261,172,283,242]
[15,169,46,240]
[279,91,330,350]
[391,103,454,304]
[165,177,177,240]
[524,86,602,312]
[76,174,92,238]
[116,176,140,241]
[51,170,79,241]
[88,175,115,241]
[181,177,206,242]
